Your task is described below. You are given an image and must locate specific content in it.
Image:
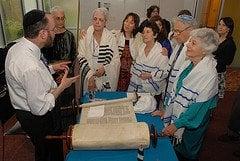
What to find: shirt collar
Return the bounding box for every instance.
[22,37,42,60]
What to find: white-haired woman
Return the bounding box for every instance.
[78,8,120,92]
[155,28,219,161]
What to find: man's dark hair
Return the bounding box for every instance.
[121,12,140,38]
[23,9,48,39]
[146,5,159,18]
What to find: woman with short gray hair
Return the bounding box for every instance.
[155,28,219,161]
[92,7,109,22]
[77,8,120,92]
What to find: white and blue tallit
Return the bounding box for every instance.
[77,26,120,91]
[163,55,218,142]
[165,41,188,97]
[128,42,168,95]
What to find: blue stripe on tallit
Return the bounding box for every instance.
[135,62,143,68]
[170,114,178,121]
[172,68,179,72]
[132,65,142,74]
[129,81,143,90]
[154,69,162,77]
[142,63,160,70]
[177,93,194,102]
[182,86,199,95]
[174,100,188,108]
[148,78,159,92]
[132,71,140,77]
[169,74,177,78]
[162,116,171,123]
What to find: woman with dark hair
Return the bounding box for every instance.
[139,5,171,35]
[150,15,172,58]
[138,5,160,33]
[213,17,236,98]
[113,13,143,91]
[128,21,168,95]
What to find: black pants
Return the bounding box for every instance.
[16,109,63,161]
[228,90,240,133]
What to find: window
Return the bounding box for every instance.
[0,0,23,44]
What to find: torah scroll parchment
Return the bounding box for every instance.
[71,122,150,150]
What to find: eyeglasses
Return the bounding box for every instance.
[55,16,65,21]
[173,26,191,35]
[44,27,56,33]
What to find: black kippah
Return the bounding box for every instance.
[23,9,45,28]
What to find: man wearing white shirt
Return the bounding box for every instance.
[5,9,79,161]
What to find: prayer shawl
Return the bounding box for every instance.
[163,55,218,142]
[77,26,120,91]
[113,30,143,61]
[165,42,188,98]
[128,42,168,95]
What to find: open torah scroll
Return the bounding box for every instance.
[72,122,150,150]
[73,100,150,150]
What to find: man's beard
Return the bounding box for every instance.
[45,34,54,47]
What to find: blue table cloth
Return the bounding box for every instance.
[65,92,178,161]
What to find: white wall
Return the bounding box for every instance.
[79,0,199,30]
[22,0,38,13]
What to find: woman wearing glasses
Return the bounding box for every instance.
[160,28,219,161]
[77,8,120,92]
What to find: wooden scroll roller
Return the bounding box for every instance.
[60,92,140,112]
[46,123,166,151]
[79,92,140,108]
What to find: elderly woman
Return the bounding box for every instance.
[128,21,168,95]
[114,13,143,91]
[213,17,236,98]
[155,28,219,161]
[78,8,120,92]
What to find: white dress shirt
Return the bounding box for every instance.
[5,37,57,116]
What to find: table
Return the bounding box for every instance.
[65,92,178,161]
